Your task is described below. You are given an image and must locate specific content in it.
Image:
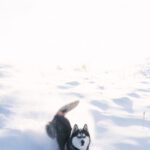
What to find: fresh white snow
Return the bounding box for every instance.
[1,1,150,149]
[0,62,150,150]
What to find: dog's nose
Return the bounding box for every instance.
[81,140,85,146]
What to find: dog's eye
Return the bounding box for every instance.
[82,133,86,137]
[77,133,81,137]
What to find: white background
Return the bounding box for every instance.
[0,0,150,68]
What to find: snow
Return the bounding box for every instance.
[1,0,150,67]
[0,1,150,149]
[0,62,150,150]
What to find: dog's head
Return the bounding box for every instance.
[70,124,90,150]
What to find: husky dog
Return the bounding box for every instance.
[67,124,90,150]
[46,101,91,150]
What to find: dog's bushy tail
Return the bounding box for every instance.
[57,100,79,115]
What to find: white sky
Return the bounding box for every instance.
[0,0,150,68]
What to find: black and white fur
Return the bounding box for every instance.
[46,103,91,150]
[67,124,90,150]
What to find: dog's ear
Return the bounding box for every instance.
[83,124,88,131]
[72,124,78,132]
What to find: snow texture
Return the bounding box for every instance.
[0,62,150,150]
